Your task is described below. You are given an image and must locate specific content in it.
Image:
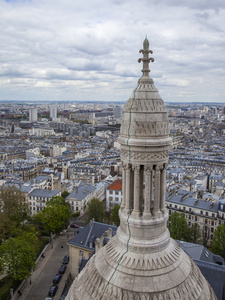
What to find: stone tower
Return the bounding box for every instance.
[66,38,217,300]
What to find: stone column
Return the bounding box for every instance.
[153,165,161,216]
[143,165,152,218]
[125,164,131,212]
[132,165,140,216]
[139,167,144,212]
[121,163,126,209]
[160,164,166,213]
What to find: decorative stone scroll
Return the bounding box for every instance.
[120,149,169,163]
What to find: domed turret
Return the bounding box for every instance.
[65,38,217,300]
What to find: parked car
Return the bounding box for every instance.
[63,255,69,264]
[45,298,52,300]
[70,223,79,228]
[53,274,62,284]
[48,285,58,297]
[59,264,67,274]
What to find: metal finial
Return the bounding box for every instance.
[138,37,154,77]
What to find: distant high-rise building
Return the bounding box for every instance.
[204,106,209,113]
[222,106,225,115]
[29,108,37,122]
[50,105,57,119]
[114,105,123,118]
[212,106,217,115]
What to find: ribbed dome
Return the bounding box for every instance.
[65,38,217,300]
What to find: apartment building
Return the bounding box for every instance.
[106,179,122,211]
[29,188,61,215]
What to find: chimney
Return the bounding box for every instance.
[104,228,113,238]
[95,235,104,252]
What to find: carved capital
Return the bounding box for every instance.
[145,165,153,174]
[132,165,140,173]
[155,165,162,171]
[124,163,131,171]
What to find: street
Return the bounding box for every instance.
[19,228,76,300]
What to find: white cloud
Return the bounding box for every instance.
[0,0,225,102]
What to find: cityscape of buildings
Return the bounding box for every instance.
[0,99,225,299]
[0,101,225,244]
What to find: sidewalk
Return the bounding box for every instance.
[17,243,54,300]
[14,231,70,300]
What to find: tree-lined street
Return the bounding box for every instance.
[19,230,74,300]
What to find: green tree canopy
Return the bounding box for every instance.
[168,212,191,242]
[61,191,70,199]
[0,228,37,281]
[87,198,105,223]
[36,196,71,235]
[211,224,225,260]
[189,223,202,244]
[0,185,29,242]
[111,205,120,226]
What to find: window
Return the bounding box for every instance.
[189,208,191,212]
[183,207,186,211]
[188,221,191,226]
[109,191,113,194]
[115,197,119,202]
[189,215,191,220]
[195,216,197,221]
[200,210,203,215]
[212,213,215,218]
[175,205,177,209]
[205,219,207,224]
[206,212,208,216]
[211,227,214,233]
[109,197,113,201]
[115,191,119,195]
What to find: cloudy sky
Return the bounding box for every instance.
[1,0,225,103]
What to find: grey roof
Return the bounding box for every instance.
[177,241,224,265]
[29,189,60,197]
[167,194,219,212]
[177,240,225,300]
[195,260,225,300]
[66,185,96,201]
[68,221,117,250]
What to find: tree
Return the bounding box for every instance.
[36,196,71,235]
[61,191,69,199]
[189,223,202,244]
[87,198,105,223]
[168,212,191,242]
[0,186,29,242]
[211,224,225,260]
[111,205,120,226]
[0,228,37,281]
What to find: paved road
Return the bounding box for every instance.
[19,229,75,300]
